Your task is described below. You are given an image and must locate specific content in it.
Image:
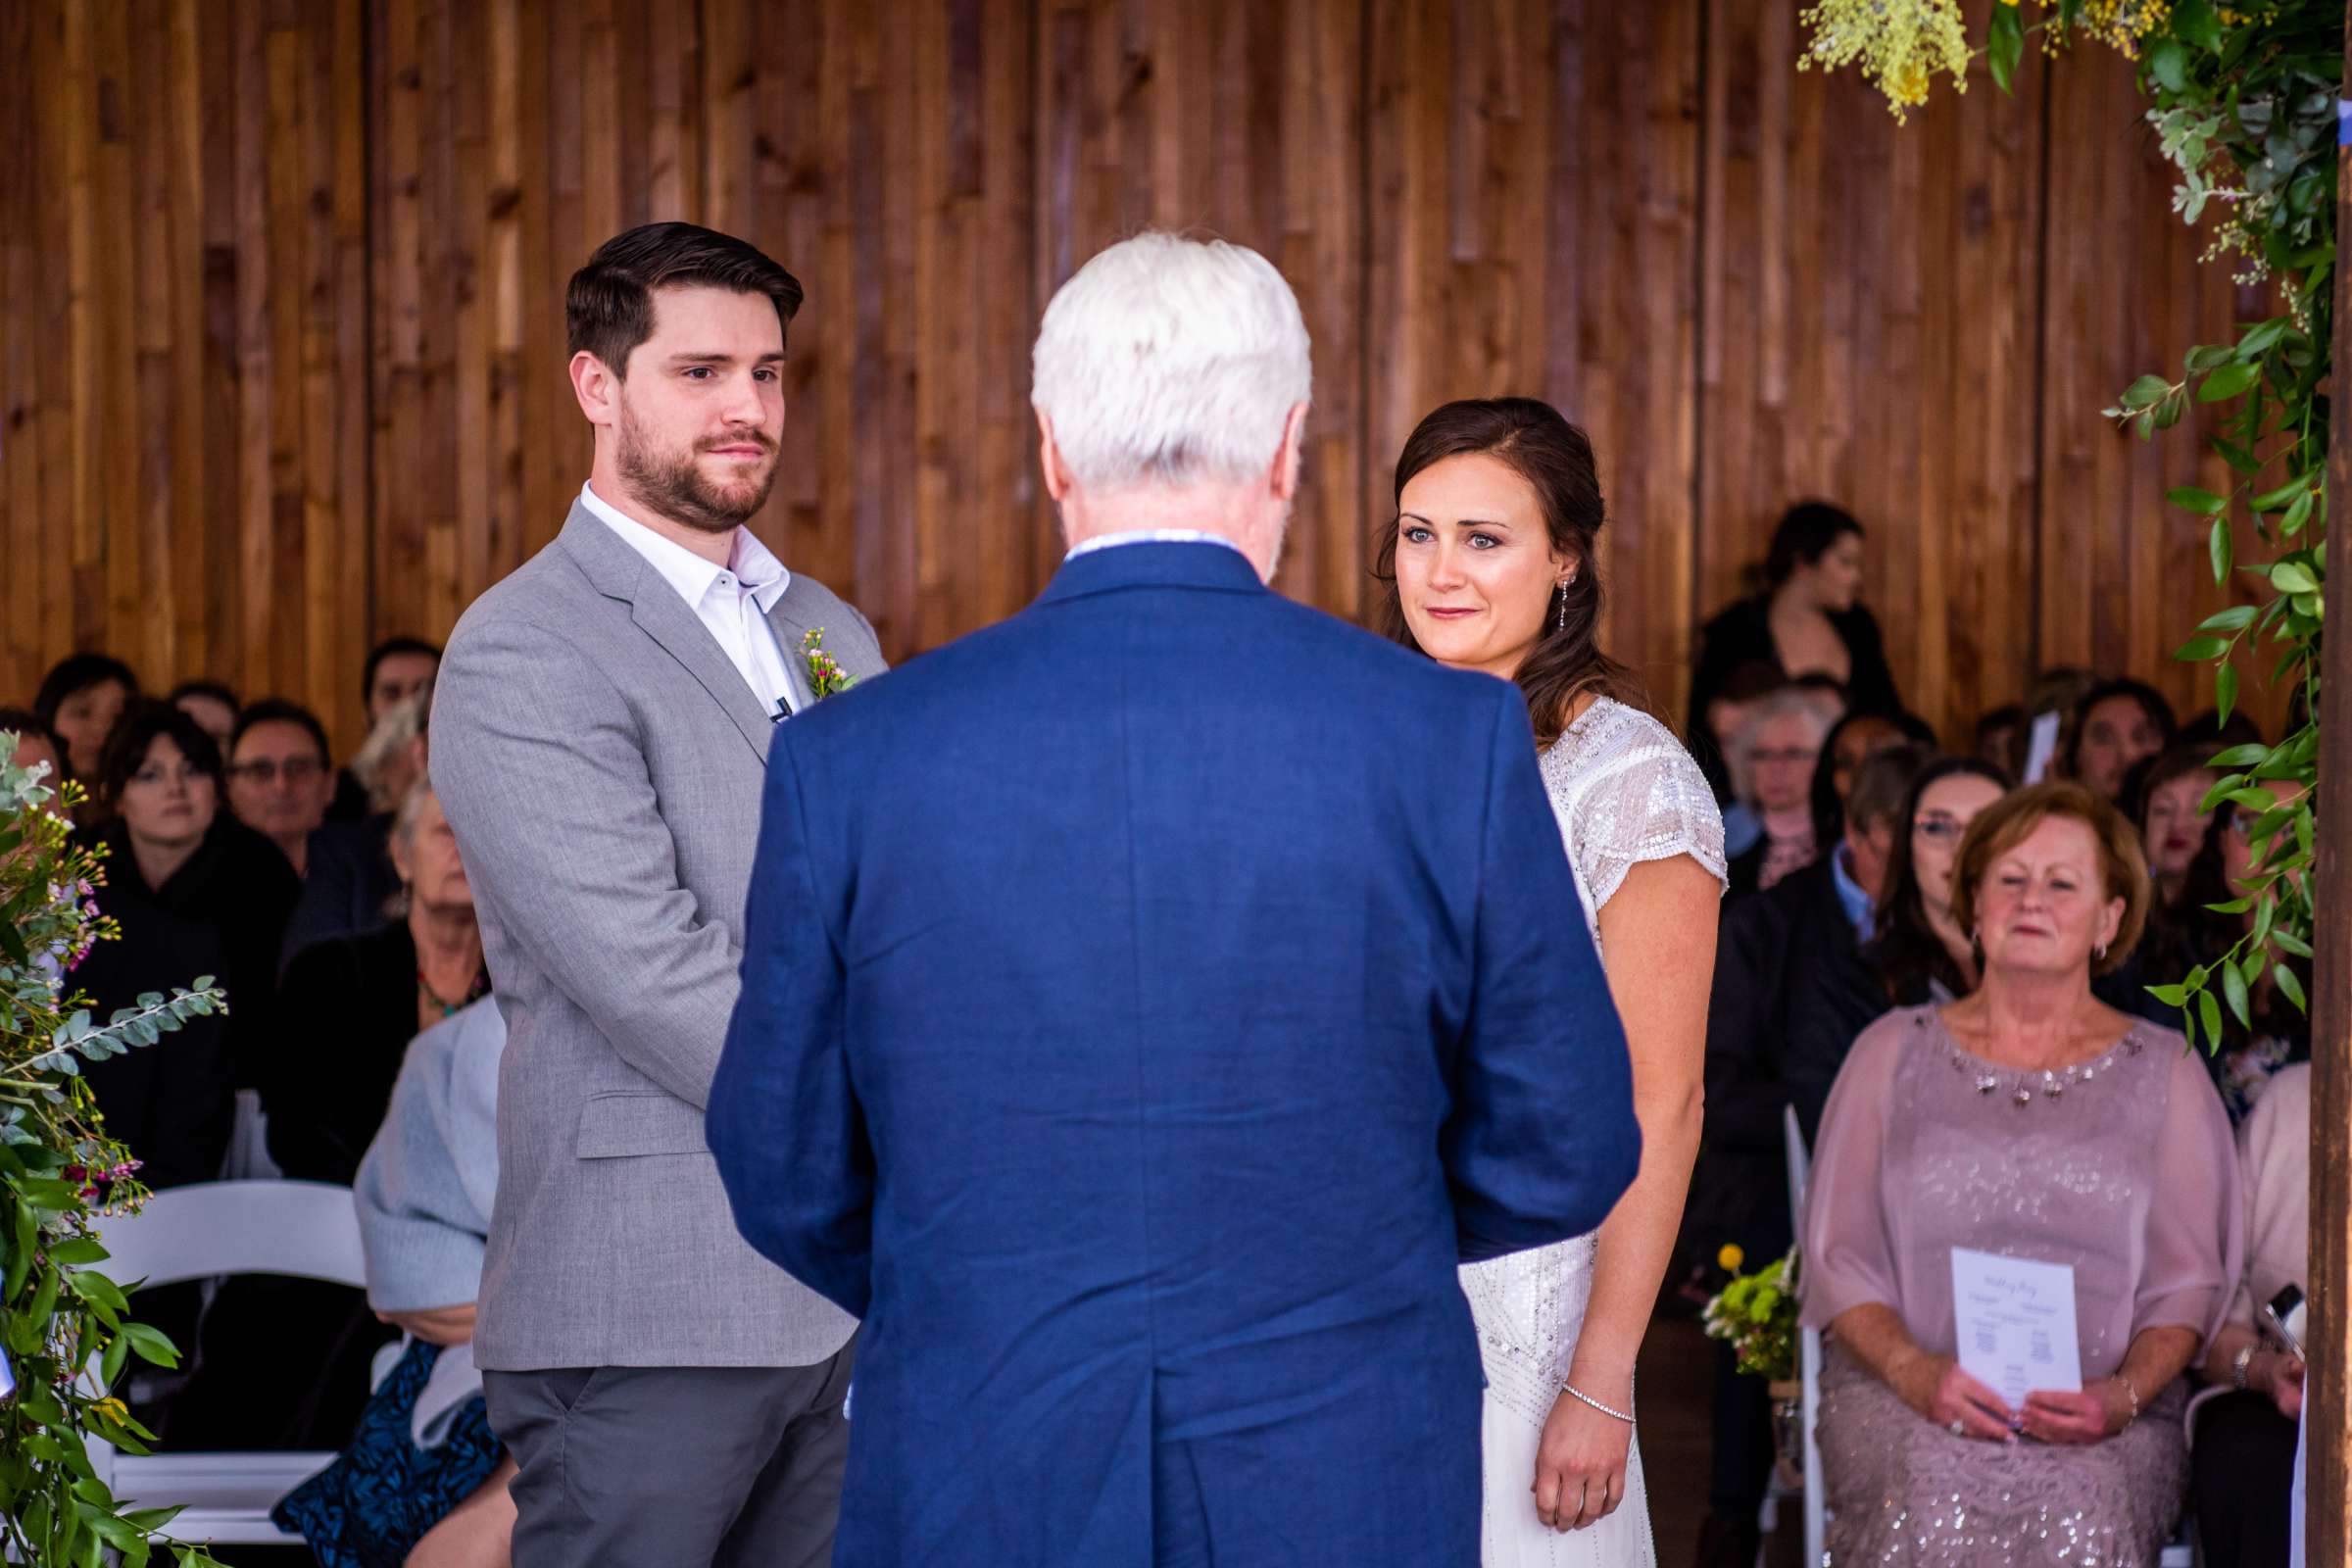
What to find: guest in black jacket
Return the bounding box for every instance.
[79,703,302,1091]
[180,779,486,1454]
[265,779,485,1185]
[1687,744,1929,1566]
[1688,502,1901,797]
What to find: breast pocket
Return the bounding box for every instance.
[573,1092,710,1159]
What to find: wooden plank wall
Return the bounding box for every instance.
[1,0,2270,757]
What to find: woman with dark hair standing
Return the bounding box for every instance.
[1687,503,1901,799]
[1380,397,1726,1563]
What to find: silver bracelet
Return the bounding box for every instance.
[1561,1382,1636,1425]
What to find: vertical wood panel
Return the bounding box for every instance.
[0,0,2293,762]
[702,0,1040,657]
[2037,43,2282,735]
[1040,0,1366,624]
[1699,3,2043,745]
[0,0,366,752]
[1366,0,1702,712]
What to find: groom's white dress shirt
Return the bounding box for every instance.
[579,481,802,714]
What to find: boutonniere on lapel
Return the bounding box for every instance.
[801,628,859,702]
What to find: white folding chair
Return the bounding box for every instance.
[85,1180,366,1546]
[1782,1105,1827,1568]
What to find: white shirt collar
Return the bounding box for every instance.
[1064,529,1247,562]
[579,482,792,612]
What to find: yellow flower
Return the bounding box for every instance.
[1718,1244,1745,1272]
[1798,0,1972,122]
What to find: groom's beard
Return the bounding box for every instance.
[616,402,780,533]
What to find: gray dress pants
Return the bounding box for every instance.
[485,1341,855,1568]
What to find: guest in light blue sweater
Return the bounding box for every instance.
[276,996,515,1568]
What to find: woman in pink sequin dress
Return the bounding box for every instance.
[1801,782,2241,1565]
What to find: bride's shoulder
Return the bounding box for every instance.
[1544,697,1705,788]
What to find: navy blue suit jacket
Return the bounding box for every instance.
[710,542,1640,1567]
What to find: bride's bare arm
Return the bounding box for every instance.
[1535,853,1718,1529]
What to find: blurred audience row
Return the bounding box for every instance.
[1680,504,2304,1568]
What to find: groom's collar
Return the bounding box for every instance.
[1036,537,1269,607]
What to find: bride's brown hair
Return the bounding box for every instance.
[1373,397,1646,745]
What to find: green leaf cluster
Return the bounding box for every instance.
[0,739,228,1567]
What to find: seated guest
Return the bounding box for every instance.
[2131,742,2224,905]
[2107,775,2308,1121]
[1,709,64,783]
[1860,757,2011,1007]
[352,681,433,817]
[1702,660,1786,846]
[266,779,485,1184]
[2066,677,2177,800]
[168,680,240,751]
[1802,782,2240,1566]
[34,653,138,797]
[80,702,302,1088]
[275,997,514,1568]
[1973,703,2025,778]
[1808,706,1937,861]
[2190,1059,2308,1568]
[1723,687,1837,894]
[332,637,442,821]
[180,780,483,1453]
[1688,501,1900,794]
[1693,658,1778,817]
[1687,742,1927,1564]
[226,698,337,876]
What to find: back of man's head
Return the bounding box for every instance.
[1842,742,1934,903]
[1031,233,1311,495]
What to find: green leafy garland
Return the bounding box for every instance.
[0,740,229,1567]
[1803,0,2333,1053]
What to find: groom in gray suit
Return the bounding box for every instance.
[431,222,886,1567]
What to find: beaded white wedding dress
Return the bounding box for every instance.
[1458,697,1725,1566]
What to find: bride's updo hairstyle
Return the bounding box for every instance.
[1374,397,1644,743]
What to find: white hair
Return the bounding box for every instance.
[1031,232,1311,492]
[1728,688,1837,805]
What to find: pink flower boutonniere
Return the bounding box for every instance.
[801,628,859,702]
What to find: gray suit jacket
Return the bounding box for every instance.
[430,501,887,1370]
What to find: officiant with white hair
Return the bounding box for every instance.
[709,230,1641,1566]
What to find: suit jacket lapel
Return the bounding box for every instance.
[557,505,778,761]
[763,590,820,713]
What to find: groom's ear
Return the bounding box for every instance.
[1034,408,1072,503]
[1268,401,1310,503]
[570,349,623,430]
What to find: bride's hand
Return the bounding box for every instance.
[1533,1385,1631,1532]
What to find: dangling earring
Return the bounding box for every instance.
[1555,581,1570,632]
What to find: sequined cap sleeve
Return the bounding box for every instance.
[1541,700,1729,919]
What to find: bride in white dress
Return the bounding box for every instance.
[1380,399,1726,1566]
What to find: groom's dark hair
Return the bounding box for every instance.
[567,222,804,378]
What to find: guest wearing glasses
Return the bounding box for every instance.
[1723,686,1840,894]
[1859,758,2012,1007]
[226,699,338,877]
